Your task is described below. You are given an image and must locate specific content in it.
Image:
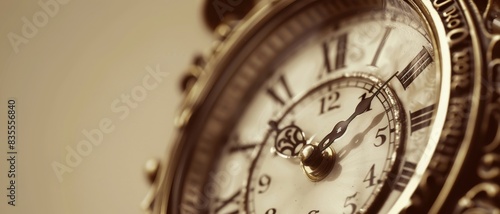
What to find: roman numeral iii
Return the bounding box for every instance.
[410,104,435,134]
[397,47,433,89]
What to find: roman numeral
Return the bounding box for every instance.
[335,33,348,70]
[397,47,433,89]
[227,135,259,159]
[393,161,417,192]
[319,33,348,78]
[229,143,258,153]
[410,104,435,134]
[214,190,241,213]
[371,27,392,66]
[322,42,333,73]
[267,75,293,105]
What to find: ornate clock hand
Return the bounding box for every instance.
[317,72,399,151]
[299,74,399,181]
[337,111,386,161]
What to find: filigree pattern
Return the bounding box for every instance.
[454,183,500,213]
[407,0,499,213]
[271,123,307,158]
[454,1,500,213]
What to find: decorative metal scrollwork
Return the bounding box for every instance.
[269,121,307,158]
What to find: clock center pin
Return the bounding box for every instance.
[299,143,336,182]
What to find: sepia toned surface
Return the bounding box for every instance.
[156,0,500,213]
[0,1,209,213]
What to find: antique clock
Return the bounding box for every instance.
[143,0,500,213]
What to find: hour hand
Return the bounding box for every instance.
[318,72,399,151]
[317,94,372,151]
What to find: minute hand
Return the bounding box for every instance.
[318,72,399,151]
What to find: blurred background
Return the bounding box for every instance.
[0,1,211,213]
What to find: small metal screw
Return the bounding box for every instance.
[144,158,160,184]
[493,17,500,34]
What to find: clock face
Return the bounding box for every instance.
[170,0,446,213]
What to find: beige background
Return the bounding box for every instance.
[0,1,211,213]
